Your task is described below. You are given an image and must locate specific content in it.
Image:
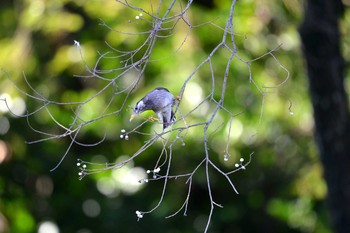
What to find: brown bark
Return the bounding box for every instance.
[299,1,350,233]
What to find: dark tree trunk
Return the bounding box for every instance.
[299,1,350,233]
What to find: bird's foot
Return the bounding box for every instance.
[176,96,181,101]
[147,116,159,122]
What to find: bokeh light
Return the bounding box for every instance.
[37,221,59,233]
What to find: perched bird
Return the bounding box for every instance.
[130,87,176,129]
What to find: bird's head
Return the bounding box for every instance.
[130,99,146,121]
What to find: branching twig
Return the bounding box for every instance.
[1,0,290,232]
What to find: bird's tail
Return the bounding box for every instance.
[163,111,176,130]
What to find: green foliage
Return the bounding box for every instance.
[1,0,346,232]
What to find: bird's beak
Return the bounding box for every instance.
[129,114,135,122]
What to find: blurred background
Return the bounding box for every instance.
[0,0,349,233]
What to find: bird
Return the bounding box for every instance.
[130,87,176,129]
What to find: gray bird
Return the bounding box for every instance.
[130,87,176,129]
